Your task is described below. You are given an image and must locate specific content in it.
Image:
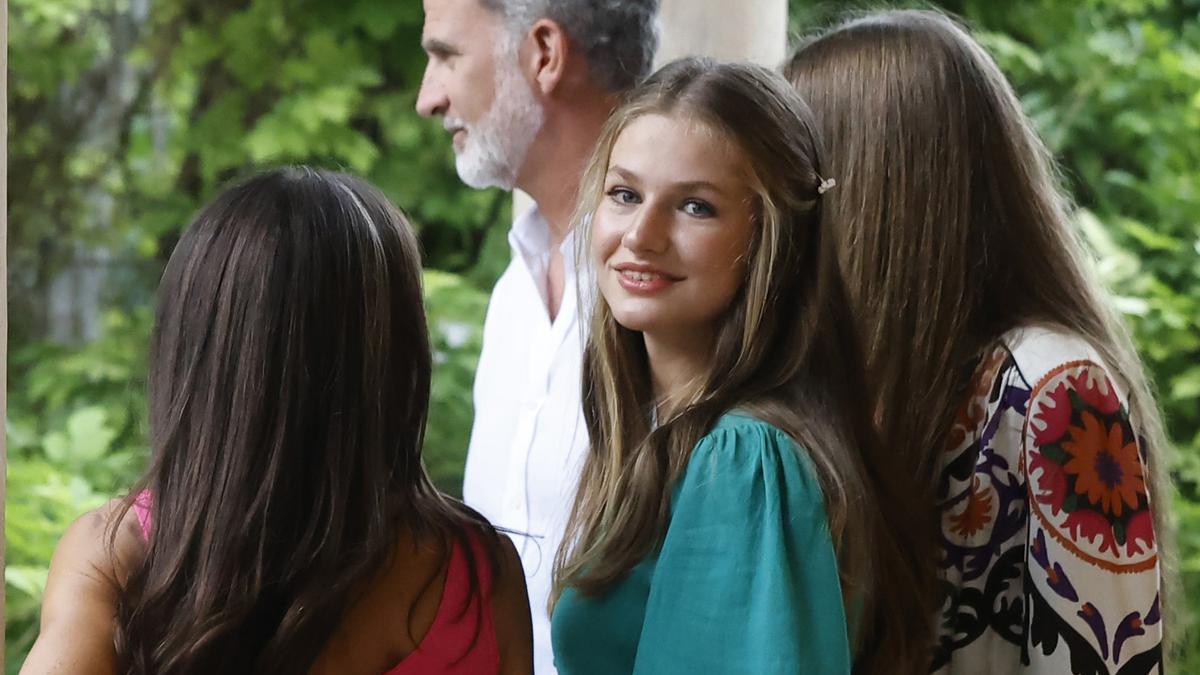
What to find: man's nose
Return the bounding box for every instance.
[416,67,449,118]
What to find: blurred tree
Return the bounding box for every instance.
[8,0,511,345]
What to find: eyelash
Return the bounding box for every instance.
[605,188,718,220]
[682,199,716,218]
[606,187,640,205]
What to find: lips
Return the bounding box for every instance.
[613,263,682,294]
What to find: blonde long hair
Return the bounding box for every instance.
[786,8,1178,660]
[552,57,937,671]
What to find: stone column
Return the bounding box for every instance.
[656,0,788,67]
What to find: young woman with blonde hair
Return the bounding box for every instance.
[787,10,1173,673]
[549,58,932,674]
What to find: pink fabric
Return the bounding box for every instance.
[133,490,153,539]
[385,533,500,674]
[130,490,499,673]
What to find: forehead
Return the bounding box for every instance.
[610,114,753,189]
[422,0,500,36]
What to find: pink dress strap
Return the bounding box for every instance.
[385,531,500,674]
[133,490,153,540]
[129,491,498,673]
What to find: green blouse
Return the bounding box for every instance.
[550,413,851,674]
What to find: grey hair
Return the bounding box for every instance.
[479,0,660,92]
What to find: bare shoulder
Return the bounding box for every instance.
[19,498,144,675]
[491,534,533,675]
[57,498,145,583]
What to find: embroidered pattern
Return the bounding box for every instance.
[933,335,1162,675]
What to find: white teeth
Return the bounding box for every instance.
[621,270,661,282]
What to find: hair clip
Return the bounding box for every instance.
[817,177,837,195]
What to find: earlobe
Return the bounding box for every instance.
[528,19,568,96]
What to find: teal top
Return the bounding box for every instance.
[550,413,851,674]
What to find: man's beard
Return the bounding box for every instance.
[447,46,545,191]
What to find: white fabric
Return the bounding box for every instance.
[462,205,590,675]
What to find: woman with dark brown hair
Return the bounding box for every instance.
[21,167,533,674]
[786,10,1173,674]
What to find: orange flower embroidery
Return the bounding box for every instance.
[949,477,994,538]
[945,400,979,451]
[1062,411,1145,518]
[944,348,1006,452]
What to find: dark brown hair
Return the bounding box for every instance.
[786,9,1177,669]
[112,167,500,673]
[553,58,933,670]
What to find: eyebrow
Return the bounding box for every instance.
[608,165,732,197]
[421,38,460,58]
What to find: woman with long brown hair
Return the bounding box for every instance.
[549,58,932,673]
[22,167,533,674]
[786,10,1173,673]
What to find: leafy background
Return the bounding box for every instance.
[5,0,1199,670]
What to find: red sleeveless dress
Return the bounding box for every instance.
[132,492,500,674]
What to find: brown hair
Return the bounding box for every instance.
[552,57,935,670]
[111,167,501,673]
[786,8,1177,666]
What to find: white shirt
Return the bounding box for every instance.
[462,205,590,675]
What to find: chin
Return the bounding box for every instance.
[608,307,662,335]
[455,159,514,191]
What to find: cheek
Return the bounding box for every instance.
[589,212,624,266]
[465,86,489,119]
[459,60,496,117]
[707,261,748,308]
[690,232,747,277]
[686,230,751,301]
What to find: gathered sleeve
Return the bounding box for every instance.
[632,418,852,674]
[1022,359,1163,672]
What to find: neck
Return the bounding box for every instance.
[517,91,616,246]
[644,327,715,418]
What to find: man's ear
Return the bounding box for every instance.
[523,18,570,96]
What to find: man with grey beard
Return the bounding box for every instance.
[416,1,659,672]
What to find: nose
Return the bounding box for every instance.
[416,66,448,118]
[621,206,671,255]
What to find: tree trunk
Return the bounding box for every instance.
[43,0,152,343]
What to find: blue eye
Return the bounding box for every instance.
[606,187,640,205]
[682,199,716,218]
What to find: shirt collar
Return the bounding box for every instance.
[508,203,580,272]
[508,204,552,261]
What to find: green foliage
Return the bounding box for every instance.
[424,271,491,496]
[7,0,511,343]
[5,310,148,673]
[5,460,109,666]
